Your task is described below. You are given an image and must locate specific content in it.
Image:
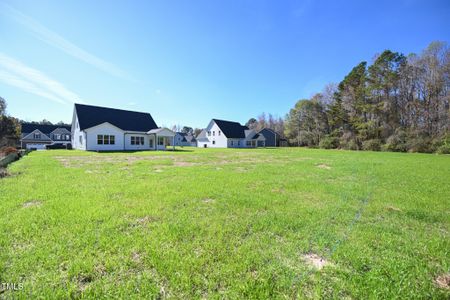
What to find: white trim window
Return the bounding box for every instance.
[131,136,144,145]
[157,136,164,146]
[33,133,41,139]
[97,135,115,145]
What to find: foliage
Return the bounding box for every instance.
[361,139,382,151]
[319,135,339,149]
[383,128,408,152]
[0,146,18,155]
[0,98,21,147]
[284,41,450,153]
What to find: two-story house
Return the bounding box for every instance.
[20,123,72,149]
[197,119,265,148]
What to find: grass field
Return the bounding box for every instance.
[0,148,449,299]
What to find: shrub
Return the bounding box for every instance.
[406,137,432,153]
[432,134,450,154]
[319,135,339,149]
[362,139,382,151]
[339,132,359,150]
[383,129,408,152]
[0,146,18,156]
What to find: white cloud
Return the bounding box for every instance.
[0,52,84,105]
[0,70,67,105]
[1,3,129,79]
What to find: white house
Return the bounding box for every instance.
[197,119,265,148]
[71,103,175,151]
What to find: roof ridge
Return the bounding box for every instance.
[75,103,151,115]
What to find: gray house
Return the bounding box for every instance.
[257,128,287,147]
[20,123,72,149]
[174,132,197,147]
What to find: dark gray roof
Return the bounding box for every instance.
[75,103,158,132]
[212,119,248,138]
[21,123,71,135]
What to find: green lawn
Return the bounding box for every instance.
[0,148,449,299]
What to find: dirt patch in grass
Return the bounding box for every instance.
[173,161,196,167]
[316,164,331,170]
[435,273,450,290]
[22,200,42,208]
[131,251,142,263]
[76,273,93,292]
[0,168,9,178]
[386,205,402,212]
[135,216,160,225]
[301,253,330,270]
[202,198,215,203]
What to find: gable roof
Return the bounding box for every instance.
[196,129,209,142]
[21,129,53,141]
[21,123,71,135]
[75,103,158,132]
[259,128,280,136]
[212,119,248,138]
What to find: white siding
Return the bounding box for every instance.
[72,113,86,150]
[85,123,125,151]
[202,121,228,148]
[124,133,154,150]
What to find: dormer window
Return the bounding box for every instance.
[213,131,215,136]
[34,133,41,139]
[218,131,221,136]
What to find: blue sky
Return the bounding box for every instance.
[1,0,449,128]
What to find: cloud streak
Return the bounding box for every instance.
[0,52,84,105]
[1,3,129,79]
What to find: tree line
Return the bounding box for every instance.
[282,41,449,153]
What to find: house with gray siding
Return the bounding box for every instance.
[20,123,72,149]
[257,128,288,147]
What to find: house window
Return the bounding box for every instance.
[149,139,153,148]
[97,135,115,145]
[158,136,164,146]
[246,141,251,146]
[212,140,215,145]
[218,131,221,136]
[208,131,211,136]
[231,141,234,146]
[238,141,240,146]
[66,135,70,140]
[213,131,215,136]
[79,135,83,144]
[54,134,61,140]
[131,136,144,145]
[34,133,41,139]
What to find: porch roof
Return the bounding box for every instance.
[147,128,176,137]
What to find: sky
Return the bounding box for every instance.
[1,0,449,128]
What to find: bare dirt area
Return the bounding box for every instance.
[301,253,331,270]
[22,200,42,208]
[435,273,450,290]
